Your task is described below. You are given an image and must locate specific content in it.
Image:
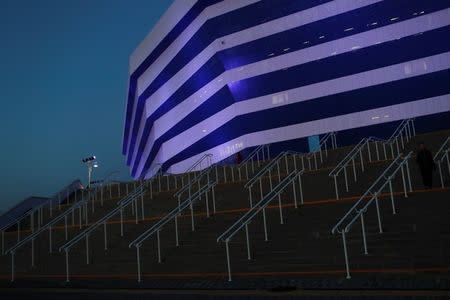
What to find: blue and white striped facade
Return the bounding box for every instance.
[123,0,450,179]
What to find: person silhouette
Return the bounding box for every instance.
[416,142,435,189]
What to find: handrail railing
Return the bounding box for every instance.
[331,151,413,279]
[385,118,415,156]
[58,183,145,282]
[237,144,270,180]
[174,165,215,199]
[328,119,415,199]
[185,153,213,173]
[60,184,145,251]
[303,132,337,170]
[217,169,304,281]
[434,135,450,188]
[6,197,88,255]
[245,151,286,189]
[129,180,217,282]
[244,151,306,208]
[0,197,61,255]
[6,197,89,282]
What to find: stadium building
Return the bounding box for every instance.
[123,0,450,179]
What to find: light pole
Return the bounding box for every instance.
[82,156,98,189]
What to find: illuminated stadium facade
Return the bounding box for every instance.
[123,0,450,179]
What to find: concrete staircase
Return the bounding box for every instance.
[0,129,448,289]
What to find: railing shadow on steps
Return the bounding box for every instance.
[329,118,416,200]
[217,169,304,281]
[331,151,413,279]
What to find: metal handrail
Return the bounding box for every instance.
[301,132,337,170]
[218,170,302,243]
[331,151,413,279]
[0,202,46,233]
[306,132,337,158]
[328,119,415,200]
[129,180,217,282]
[244,152,286,189]
[217,169,304,282]
[59,184,145,252]
[239,144,269,166]
[434,136,450,162]
[6,197,88,255]
[331,151,412,235]
[434,136,450,188]
[185,153,213,173]
[233,144,270,181]
[130,181,216,248]
[329,139,367,177]
[174,165,214,198]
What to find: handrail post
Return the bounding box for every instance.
[104,222,107,250]
[190,202,195,231]
[405,159,412,192]
[78,206,82,229]
[352,158,357,181]
[292,180,298,209]
[375,141,380,161]
[262,208,268,241]
[334,175,339,200]
[344,167,349,192]
[157,230,161,263]
[141,189,145,221]
[120,208,124,237]
[65,250,70,282]
[135,199,139,224]
[278,193,284,224]
[446,151,449,175]
[136,246,142,282]
[1,230,4,255]
[438,162,444,188]
[223,165,227,183]
[360,214,368,255]
[374,196,383,234]
[359,150,364,172]
[389,180,396,215]
[205,188,210,218]
[400,164,408,198]
[175,215,179,247]
[31,238,35,267]
[64,215,68,240]
[298,174,304,205]
[225,241,232,282]
[212,184,216,213]
[17,222,20,242]
[341,232,351,279]
[49,225,52,253]
[245,224,251,260]
[86,234,89,264]
[11,252,15,282]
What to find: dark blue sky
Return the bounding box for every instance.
[0,0,173,212]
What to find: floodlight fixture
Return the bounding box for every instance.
[82,155,98,189]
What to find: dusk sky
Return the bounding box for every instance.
[0,0,173,212]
